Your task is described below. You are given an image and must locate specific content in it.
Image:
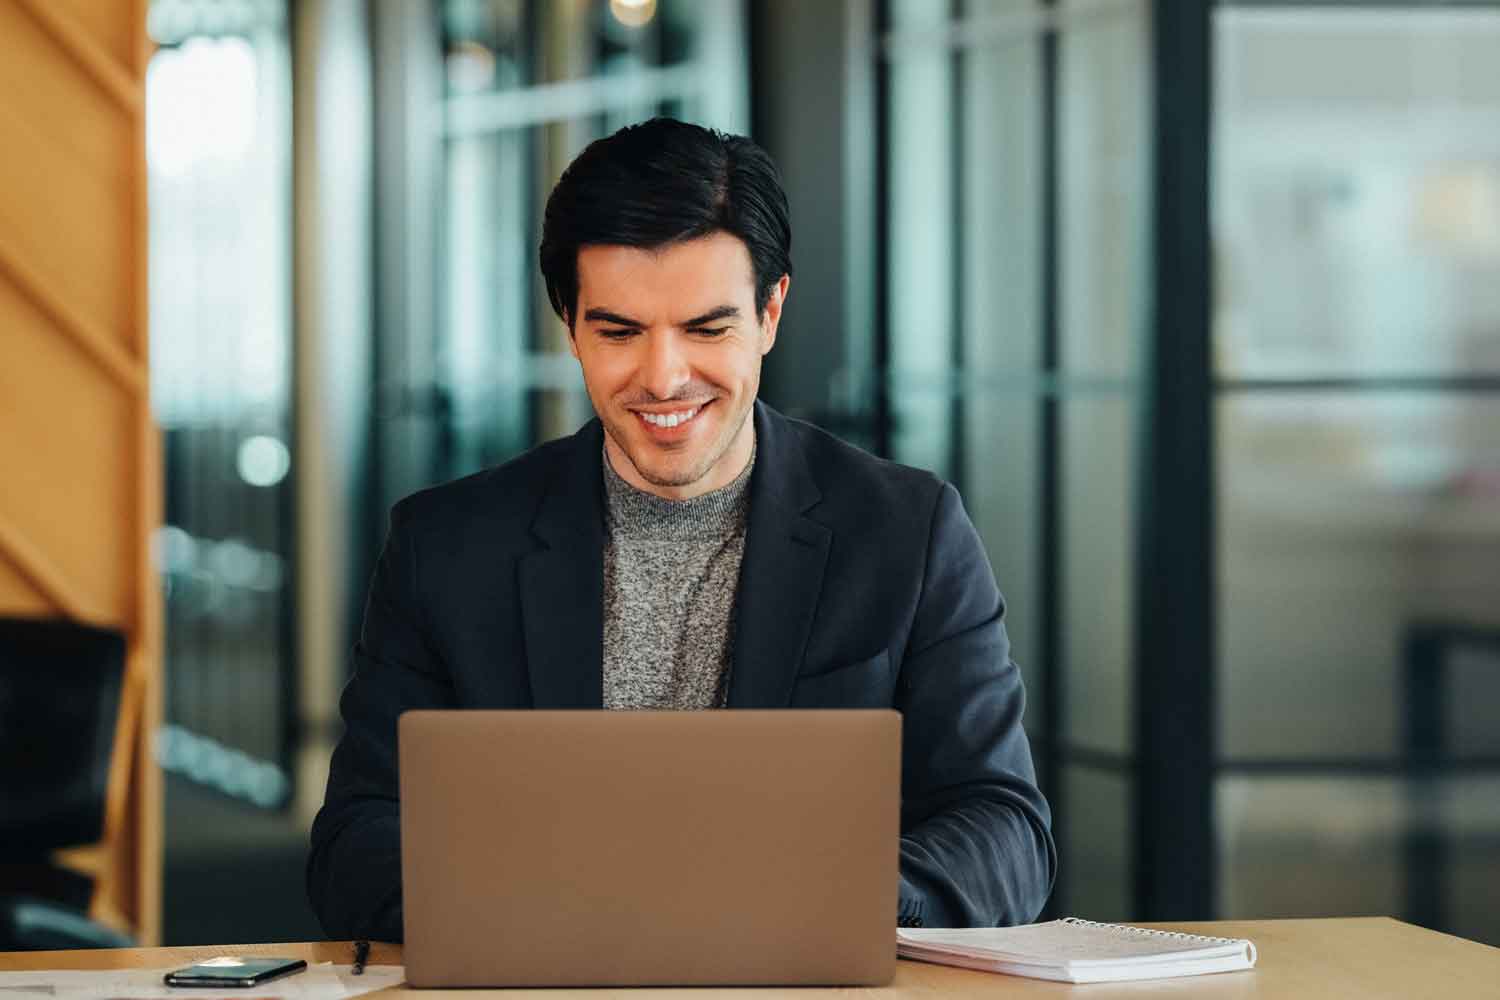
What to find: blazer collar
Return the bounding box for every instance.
[517,402,831,709]
[725,401,832,708]
[519,419,607,708]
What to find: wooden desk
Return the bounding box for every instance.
[2,919,1496,998]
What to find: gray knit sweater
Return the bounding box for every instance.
[600,446,755,710]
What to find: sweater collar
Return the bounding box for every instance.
[601,438,755,540]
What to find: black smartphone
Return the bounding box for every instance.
[162,957,308,988]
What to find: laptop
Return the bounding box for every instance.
[399,709,901,987]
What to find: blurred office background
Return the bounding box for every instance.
[18,0,1494,947]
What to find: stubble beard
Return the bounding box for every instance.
[606,394,754,491]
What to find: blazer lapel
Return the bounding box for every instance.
[518,420,606,708]
[727,402,832,708]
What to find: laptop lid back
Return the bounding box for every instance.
[399,709,900,987]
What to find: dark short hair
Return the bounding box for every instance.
[539,117,792,326]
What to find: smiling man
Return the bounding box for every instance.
[572,232,773,497]
[308,118,1055,940]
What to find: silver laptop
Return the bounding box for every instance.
[399,709,900,987]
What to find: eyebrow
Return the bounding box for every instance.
[681,305,740,327]
[581,305,741,329]
[581,308,642,327]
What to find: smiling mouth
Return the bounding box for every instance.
[633,402,710,430]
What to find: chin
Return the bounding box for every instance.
[635,456,712,490]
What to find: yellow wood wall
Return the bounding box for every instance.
[0,0,161,944]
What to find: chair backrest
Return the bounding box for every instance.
[0,617,126,852]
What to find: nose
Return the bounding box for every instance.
[638,330,691,401]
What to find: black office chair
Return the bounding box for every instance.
[0,616,136,949]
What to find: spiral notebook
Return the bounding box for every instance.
[897,918,1258,984]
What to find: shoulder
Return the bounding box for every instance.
[389,429,581,539]
[773,410,949,529]
[767,410,995,603]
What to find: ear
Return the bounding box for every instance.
[759,274,790,356]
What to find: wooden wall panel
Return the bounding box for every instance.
[0,1,136,350]
[0,558,53,617]
[50,0,144,75]
[0,0,160,945]
[0,284,134,623]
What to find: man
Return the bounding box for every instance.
[307,118,1054,940]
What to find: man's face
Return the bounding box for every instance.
[569,231,788,500]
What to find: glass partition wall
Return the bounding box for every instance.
[147,0,310,945]
[1212,2,1500,945]
[871,0,1500,943]
[147,0,295,809]
[877,0,1152,920]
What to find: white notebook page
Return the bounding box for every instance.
[899,918,1256,968]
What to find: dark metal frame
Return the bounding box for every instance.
[1400,625,1500,930]
[1219,376,1500,393]
[947,0,968,494]
[1133,0,1215,920]
[871,1,893,460]
[1035,0,1066,914]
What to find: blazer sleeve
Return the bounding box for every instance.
[306,500,455,942]
[894,482,1057,927]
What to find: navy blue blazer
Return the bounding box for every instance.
[307,402,1055,940]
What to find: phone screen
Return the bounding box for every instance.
[163,957,307,987]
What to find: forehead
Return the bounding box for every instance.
[575,231,756,316]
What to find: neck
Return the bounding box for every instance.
[604,411,756,501]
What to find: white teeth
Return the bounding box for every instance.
[640,407,699,428]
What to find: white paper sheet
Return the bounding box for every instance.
[0,962,404,999]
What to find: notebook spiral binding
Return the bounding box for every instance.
[1059,917,1242,949]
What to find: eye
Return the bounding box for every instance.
[597,328,636,341]
[690,326,731,338]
